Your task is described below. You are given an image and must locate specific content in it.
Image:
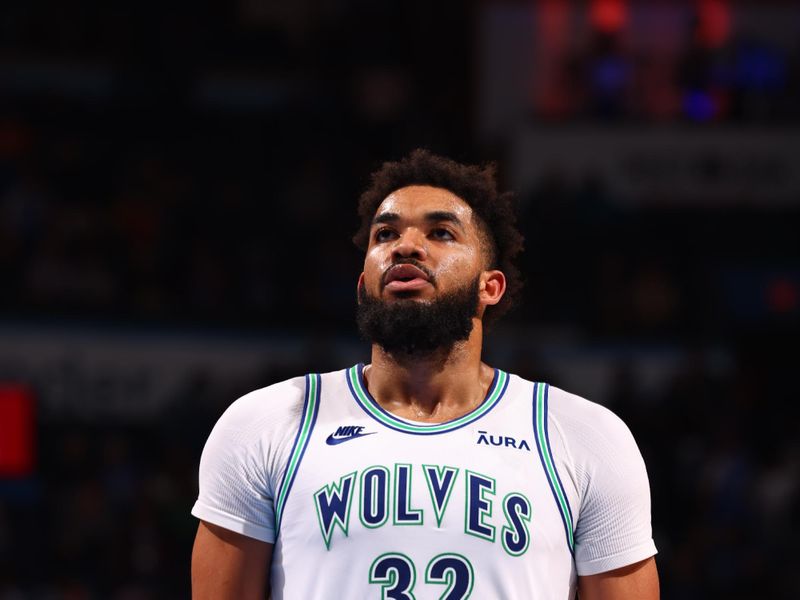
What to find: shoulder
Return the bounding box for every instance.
[208,366,350,449]
[199,375,310,478]
[215,375,308,436]
[193,374,310,542]
[546,385,635,449]
[197,371,330,494]
[542,386,657,575]
[539,384,650,508]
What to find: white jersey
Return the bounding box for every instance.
[192,365,657,599]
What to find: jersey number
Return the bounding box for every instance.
[369,552,474,599]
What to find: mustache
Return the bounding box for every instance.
[381,258,436,287]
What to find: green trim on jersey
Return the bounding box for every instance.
[275,373,320,531]
[347,365,509,434]
[534,382,575,552]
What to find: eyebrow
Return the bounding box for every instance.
[372,211,465,230]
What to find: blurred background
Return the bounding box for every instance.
[0,0,798,597]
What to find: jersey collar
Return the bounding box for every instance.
[345,363,509,435]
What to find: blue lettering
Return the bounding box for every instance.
[502,493,531,556]
[465,471,495,541]
[423,465,458,527]
[476,431,531,452]
[334,425,365,437]
[314,472,356,549]
[394,464,423,524]
[361,467,388,527]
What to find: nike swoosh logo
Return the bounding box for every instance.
[325,432,377,446]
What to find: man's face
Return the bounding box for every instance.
[359,185,489,303]
[356,185,503,356]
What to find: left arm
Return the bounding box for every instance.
[577,557,659,600]
[547,389,659,595]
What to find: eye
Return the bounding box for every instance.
[374,227,397,243]
[430,227,454,241]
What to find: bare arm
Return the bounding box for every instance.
[577,557,659,600]
[192,520,273,600]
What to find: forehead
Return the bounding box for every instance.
[373,185,476,225]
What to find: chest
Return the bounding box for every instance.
[270,372,577,599]
[278,379,569,560]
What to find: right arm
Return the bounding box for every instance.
[192,520,273,600]
[190,378,307,599]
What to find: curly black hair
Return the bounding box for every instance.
[353,149,524,326]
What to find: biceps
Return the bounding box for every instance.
[577,557,659,600]
[192,521,273,600]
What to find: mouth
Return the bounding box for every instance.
[383,263,432,293]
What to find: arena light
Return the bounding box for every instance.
[0,384,35,478]
[590,0,628,34]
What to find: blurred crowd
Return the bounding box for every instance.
[1,2,798,330]
[1,107,797,336]
[0,0,798,598]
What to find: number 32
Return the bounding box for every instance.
[369,552,474,600]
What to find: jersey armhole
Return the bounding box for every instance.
[273,373,321,534]
[532,382,576,555]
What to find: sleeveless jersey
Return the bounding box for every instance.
[192,365,657,599]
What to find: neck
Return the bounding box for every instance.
[364,318,494,422]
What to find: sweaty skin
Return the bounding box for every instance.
[358,185,506,423]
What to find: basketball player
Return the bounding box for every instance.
[191,150,659,599]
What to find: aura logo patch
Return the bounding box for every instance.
[476,430,531,451]
[325,425,376,446]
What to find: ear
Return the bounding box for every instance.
[479,270,506,307]
[356,272,365,303]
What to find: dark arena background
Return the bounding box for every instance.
[1,1,798,598]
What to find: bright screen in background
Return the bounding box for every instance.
[0,385,35,478]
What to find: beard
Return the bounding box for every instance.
[356,273,480,357]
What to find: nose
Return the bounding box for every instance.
[391,228,428,261]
